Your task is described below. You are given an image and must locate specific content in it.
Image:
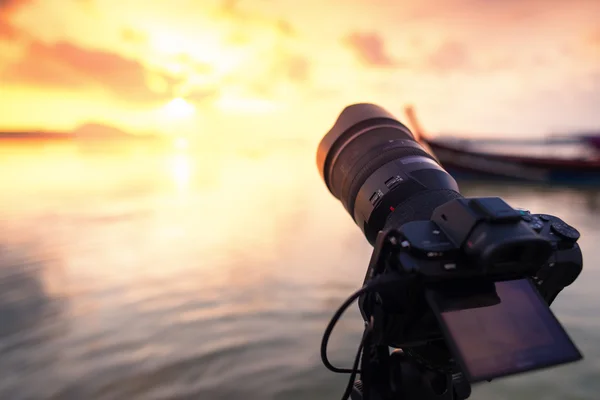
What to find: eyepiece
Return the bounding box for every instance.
[317,103,461,244]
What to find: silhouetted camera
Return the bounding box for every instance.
[317,104,583,400]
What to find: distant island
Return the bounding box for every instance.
[0,123,162,142]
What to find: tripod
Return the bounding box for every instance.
[350,346,471,400]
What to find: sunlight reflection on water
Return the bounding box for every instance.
[0,143,598,399]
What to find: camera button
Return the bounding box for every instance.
[551,221,580,241]
[443,263,457,270]
[531,223,544,232]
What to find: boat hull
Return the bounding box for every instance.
[426,141,600,186]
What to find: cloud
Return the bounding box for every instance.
[0,0,29,13]
[415,38,560,75]
[400,0,599,24]
[1,39,175,103]
[184,87,220,105]
[0,0,30,39]
[425,40,473,73]
[282,54,310,82]
[216,0,296,42]
[260,51,309,86]
[219,0,239,14]
[343,31,400,68]
[0,20,17,38]
[586,28,600,57]
[211,50,312,102]
[276,20,295,36]
[342,31,478,74]
[121,27,148,45]
[590,29,600,45]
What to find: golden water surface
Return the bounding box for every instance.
[0,142,598,400]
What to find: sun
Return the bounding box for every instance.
[162,97,196,120]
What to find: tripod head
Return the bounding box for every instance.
[350,349,470,400]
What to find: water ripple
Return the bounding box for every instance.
[1,149,599,400]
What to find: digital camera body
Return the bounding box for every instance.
[316,103,584,399]
[364,195,582,290]
[358,196,583,383]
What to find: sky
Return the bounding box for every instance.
[1,0,599,142]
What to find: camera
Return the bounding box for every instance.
[316,104,583,400]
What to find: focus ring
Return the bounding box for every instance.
[342,145,437,215]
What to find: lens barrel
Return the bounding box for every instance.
[317,103,462,244]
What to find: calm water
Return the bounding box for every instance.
[0,143,599,400]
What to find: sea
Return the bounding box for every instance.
[0,142,598,400]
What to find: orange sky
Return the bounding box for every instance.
[1,0,599,140]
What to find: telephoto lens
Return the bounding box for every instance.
[316,103,462,244]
